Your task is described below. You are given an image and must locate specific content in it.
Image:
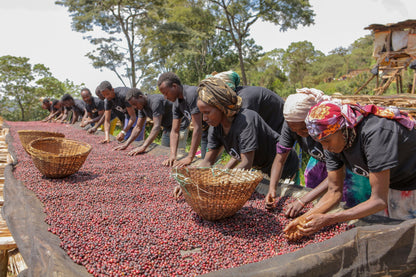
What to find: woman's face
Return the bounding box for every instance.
[318,130,346,153]
[197,100,224,127]
[287,121,309,137]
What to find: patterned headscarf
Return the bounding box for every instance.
[306,100,416,141]
[283,88,331,122]
[198,77,242,117]
[204,71,241,91]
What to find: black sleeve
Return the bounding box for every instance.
[324,150,344,172]
[278,122,296,148]
[187,92,200,115]
[238,121,258,154]
[207,127,222,150]
[151,99,165,118]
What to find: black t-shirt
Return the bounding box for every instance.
[278,121,326,162]
[207,109,298,176]
[49,101,59,113]
[85,96,104,118]
[172,85,199,121]
[138,94,189,131]
[325,115,416,190]
[104,87,132,121]
[236,86,285,134]
[65,99,86,116]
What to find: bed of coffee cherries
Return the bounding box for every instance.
[8,121,350,276]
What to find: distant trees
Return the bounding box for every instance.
[56,0,160,88]
[243,34,377,97]
[0,55,82,121]
[56,0,315,88]
[209,0,315,85]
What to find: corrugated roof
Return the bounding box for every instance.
[365,19,416,32]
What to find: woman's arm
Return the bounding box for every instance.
[265,151,290,208]
[297,169,390,238]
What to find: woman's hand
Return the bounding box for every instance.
[173,185,182,199]
[284,198,305,218]
[264,192,276,210]
[297,213,331,237]
[283,217,304,241]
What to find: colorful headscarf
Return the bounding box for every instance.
[198,77,242,117]
[205,70,241,91]
[306,100,416,141]
[283,88,331,122]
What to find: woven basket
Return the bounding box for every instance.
[17,130,65,154]
[172,167,263,221]
[27,137,91,178]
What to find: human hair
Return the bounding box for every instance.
[42,98,50,104]
[81,88,91,95]
[52,99,59,106]
[126,88,144,101]
[61,93,74,102]
[157,72,181,88]
[97,81,113,93]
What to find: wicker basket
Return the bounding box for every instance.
[27,137,91,178]
[172,167,263,221]
[17,130,65,154]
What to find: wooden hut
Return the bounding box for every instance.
[355,19,416,95]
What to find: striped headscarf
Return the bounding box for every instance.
[283,88,331,122]
[197,77,242,117]
[306,100,416,141]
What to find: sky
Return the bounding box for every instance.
[0,0,415,92]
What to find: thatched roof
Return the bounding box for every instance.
[365,19,416,32]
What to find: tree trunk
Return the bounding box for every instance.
[17,101,25,121]
[237,47,247,86]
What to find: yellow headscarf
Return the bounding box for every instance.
[197,77,242,117]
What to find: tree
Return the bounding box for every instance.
[56,0,160,88]
[0,55,83,121]
[143,0,239,86]
[245,49,287,93]
[282,41,323,87]
[209,0,315,85]
[0,56,37,121]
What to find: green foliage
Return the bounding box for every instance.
[209,0,315,85]
[143,0,239,86]
[0,55,84,121]
[56,0,161,88]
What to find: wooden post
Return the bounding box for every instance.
[412,72,416,94]
[396,75,399,94]
[398,74,403,94]
[354,74,376,95]
[0,251,8,277]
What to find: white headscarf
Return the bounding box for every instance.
[283,88,331,122]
